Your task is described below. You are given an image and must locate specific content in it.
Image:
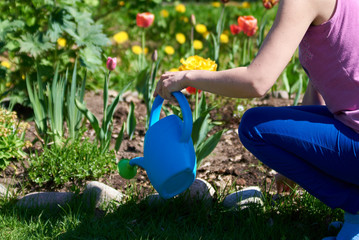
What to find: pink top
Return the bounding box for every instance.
[299,0,359,133]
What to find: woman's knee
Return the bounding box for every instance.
[238,107,266,144]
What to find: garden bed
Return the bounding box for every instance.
[1,90,295,199]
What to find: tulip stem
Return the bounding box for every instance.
[141,30,146,70]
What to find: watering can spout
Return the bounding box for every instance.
[129,157,145,168]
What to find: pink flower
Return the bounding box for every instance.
[136,12,155,28]
[106,57,117,71]
[230,24,242,35]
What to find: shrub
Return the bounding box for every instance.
[0,107,31,170]
[27,137,116,187]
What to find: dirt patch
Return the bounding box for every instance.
[1,90,295,198]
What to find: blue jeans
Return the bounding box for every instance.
[238,105,359,214]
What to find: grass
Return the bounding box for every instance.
[0,184,344,240]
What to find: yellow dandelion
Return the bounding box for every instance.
[21,74,25,80]
[169,68,179,72]
[1,61,11,69]
[175,4,186,13]
[220,33,229,43]
[160,9,169,18]
[175,33,186,44]
[119,1,125,6]
[241,1,250,8]
[211,2,221,7]
[193,40,203,50]
[144,47,149,54]
[5,82,11,87]
[164,46,175,55]
[195,24,207,34]
[57,37,66,47]
[132,45,143,55]
[113,31,129,44]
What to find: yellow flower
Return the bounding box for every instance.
[220,33,229,43]
[178,55,217,71]
[211,2,221,7]
[119,1,125,6]
[1,61,11,69]
[132,45,143,55]
[241,1,250,8]
[193,40,203,50]
[195,24,207,34]
[169,68,179,72]
[57,38,66,47]
[176,33,186,44]
[175,4,186,13]
[5,82,11,87]
[160,9,169,18]
[113,31,129,44]
[21,74,25,80]
[164,46,175,55]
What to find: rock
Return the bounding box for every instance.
[272,90,289,99]
[122,91,140,103]
[83,181,126,209]
[16,192,75,209]
[179,178,216,206]
[222,186,264,210]
[0,183,12,198]
[145,193,166,206]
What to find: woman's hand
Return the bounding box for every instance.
[275,173,297,194]
[154,71,190,100]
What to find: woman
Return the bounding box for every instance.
[154,0,359,239]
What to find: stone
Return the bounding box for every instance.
[145,193,166,206]
[83,181,126,209]
[179,178,216,206]
[222,186,264,210]
[272,90,289,99]
[16,192,75,209]
[0,183,12,198]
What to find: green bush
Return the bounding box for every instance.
[0,0,109,103]
[0,107,31,170]
[27,137,116,187]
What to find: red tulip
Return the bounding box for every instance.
[238,16,258,37]
[186,86,201,95]
[136,12,155,28]
[106,57,117,71]
[230,24,242,35]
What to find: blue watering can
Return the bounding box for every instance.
[118,91,197,199]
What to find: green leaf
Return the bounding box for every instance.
[75,99,101,137]
[126,101,136,140]
[18,33,54,58]
[115,122,125,152]
[196,130,225,166]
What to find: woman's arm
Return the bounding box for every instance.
[154,0,319,100]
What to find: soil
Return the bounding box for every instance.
[1,90,295,199]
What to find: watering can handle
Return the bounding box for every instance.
[149,91,193,142]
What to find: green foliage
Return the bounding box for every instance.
[0,0,109,103]
[26,62,86,146]
[0,107,31,170]
[27,137,116,187]
[75,70,130,153]
[191,93,224,166]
